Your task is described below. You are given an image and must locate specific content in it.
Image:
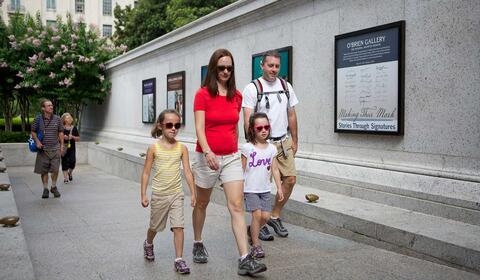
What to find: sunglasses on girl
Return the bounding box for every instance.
[164,122,181,129]
[255,125,270,132]
[217,65,233,72]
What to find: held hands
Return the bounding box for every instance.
[141,196,150,208]
[204,151,219,170]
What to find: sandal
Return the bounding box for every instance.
[64,179,69,184]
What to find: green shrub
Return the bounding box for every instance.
[0,117,35,126]
[0,131,30,143]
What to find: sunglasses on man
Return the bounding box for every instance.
[164,122,181,129]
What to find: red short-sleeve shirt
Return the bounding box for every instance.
[193,87,242,155]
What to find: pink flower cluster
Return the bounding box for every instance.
[32,39,41,47]
[29,54,38,65]
[59,77,72,87]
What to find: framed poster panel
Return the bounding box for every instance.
[252,46,292,84]
[167,71,186,125]
[335,21,405,135]
[201,65,208,85]
[142,78,156,123]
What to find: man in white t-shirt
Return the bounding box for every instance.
[242,50,299,239]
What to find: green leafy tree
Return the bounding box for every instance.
[165,0,235,31]
[113,0,235,50]
[0,13,126,131]
[114,0,169,49]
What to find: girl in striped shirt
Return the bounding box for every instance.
[140,109,196,274]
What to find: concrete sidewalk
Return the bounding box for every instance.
[8,165,480,280]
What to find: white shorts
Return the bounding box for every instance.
[192,152,244,188]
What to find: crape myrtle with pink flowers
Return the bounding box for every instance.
[0,13,127,132]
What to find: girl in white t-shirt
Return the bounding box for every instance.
[241,112,284,258]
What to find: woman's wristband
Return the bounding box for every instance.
[203,150,212,157]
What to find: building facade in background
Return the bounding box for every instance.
[1,0,136,37]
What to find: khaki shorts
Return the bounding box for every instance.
[192,152,244,188]
[150,191,184,232]
[34,149,61,174]
[272,137,296,178]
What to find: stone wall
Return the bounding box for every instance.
[81,0,480,193]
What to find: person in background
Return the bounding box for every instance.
[61,112,80,184]
[32,99,64,199]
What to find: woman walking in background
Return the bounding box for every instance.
[61,113,80,184]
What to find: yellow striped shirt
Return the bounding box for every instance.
[151,141,183,194]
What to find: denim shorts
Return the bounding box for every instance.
[244,192,272,212]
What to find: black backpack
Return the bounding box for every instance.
[251,78,290,113]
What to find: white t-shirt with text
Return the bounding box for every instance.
[241,142,277,193]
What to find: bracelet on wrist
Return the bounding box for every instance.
[204,150,211,156]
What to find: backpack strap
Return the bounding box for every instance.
[252,79,263,113]
[279,78,290,101]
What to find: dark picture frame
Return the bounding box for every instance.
[167,71,186,125]
[334,21,405,135]
[142,78,156,123]
[201,65,208,85]
[252,46,293,84]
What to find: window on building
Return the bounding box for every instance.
[9,0,21,10]
[46,20,57,28]
[103,0,112,16]
[47,0,56,10]
[103,25,112,37]
[75,0,85,14]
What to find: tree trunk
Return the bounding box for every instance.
[18,94,29,132]
[2,97,14,132]
[75,103,85,133]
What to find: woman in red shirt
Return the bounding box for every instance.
[192,49,266,276]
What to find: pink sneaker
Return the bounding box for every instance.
[174,259,190,274]
[143,240,154,261]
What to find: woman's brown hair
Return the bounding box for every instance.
[247,112,270,144]
[151,109,181,138]
[202,48,237,101]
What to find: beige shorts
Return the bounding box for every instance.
[34,149,61,175]
[149,191,184,232]
[272,137,297,178]
[192,152,244,188]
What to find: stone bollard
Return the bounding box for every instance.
[0,162,6,173]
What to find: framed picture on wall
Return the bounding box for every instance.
[201,65,208,85]
[167,71,186,125]
[252,46,292,83]
[142,78,156,123]
[334,21,405,135]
